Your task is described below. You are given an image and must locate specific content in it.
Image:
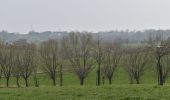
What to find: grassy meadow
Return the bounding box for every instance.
[1,85,170,100]
[0,64,170,100]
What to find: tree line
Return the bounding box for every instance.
[0,32,170,87]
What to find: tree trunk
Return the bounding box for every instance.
[6,78,9,87]
[24,78,29,87]
[102,76,105,85]
[33,68,39,87]
[52,78,56,86]
[157,58,164,86]
[109,78,112,85]
[60,65,63,87]
[80,78,84,86]
[34,75,39,87]
[97,68,101,86]
[159,68,163,85]
[136,78,140,84]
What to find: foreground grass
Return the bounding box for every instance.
[0,84,170,100]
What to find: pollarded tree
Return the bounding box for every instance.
[124,47,149,84]
[40,39,60,86]
[102,42,122,85]
[62,32,94,85]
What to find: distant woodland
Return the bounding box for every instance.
[1,29,170,43]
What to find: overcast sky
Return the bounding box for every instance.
[0,0,170,34]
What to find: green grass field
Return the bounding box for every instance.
[0,65,158,86]
[0,85,170,100]
[0,65,170,100]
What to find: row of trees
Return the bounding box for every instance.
[0,32,169,87]
[0,42,36,87]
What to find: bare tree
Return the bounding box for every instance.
[0,43,13,87]
[32,45,39,87]
[40,39,60,86]
[147,33,170,85]
[0,41,2,82]
[124,47,148,84]
[102,42,122,85]
[154,41,169,85]
[59,64,63,86]
[12,44,22,87]
[93,34,103,86]
[62,32,94,85]
[161,56,170,83]
[20,43,35,87]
